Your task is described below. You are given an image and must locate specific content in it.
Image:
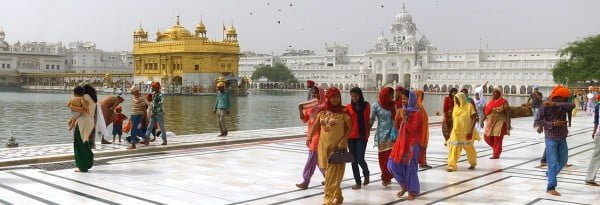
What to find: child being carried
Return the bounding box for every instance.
[67,86,88,131]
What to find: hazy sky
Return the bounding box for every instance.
[1,0,599,54]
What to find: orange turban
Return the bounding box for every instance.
[151,82,161,89]
[550,85,570,99]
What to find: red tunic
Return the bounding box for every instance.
[345,103,371,140]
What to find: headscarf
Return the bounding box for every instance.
[485,89,507,115]
[395,86,405,108]
[454,92,470,116]
[390,91,421,164]
[324,87,345,113]
[307,80,315,87]
[216,82,225,88]
[452,92,481,141]
[350,87,368,139]
[308,86,326,119]
[415,90,429,147]
[549,85,570,99]
[405,91,419,114]
[379,87,396,120]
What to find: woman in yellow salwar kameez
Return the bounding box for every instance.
[308,87,352,205]
[447,92,480,172]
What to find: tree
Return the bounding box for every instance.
[251,63,298,84]
[552,34,600,85]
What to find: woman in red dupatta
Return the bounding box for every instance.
[296,86,326,189]
[484,88,511,159]
[389,91,423,200]
[415,90,431,168]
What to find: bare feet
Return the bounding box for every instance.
[127,144,136,149]
[382,180,391,187]
[489,157,499,159]
[536,163,547,168]
[468,166,476,170]
[407,193,416,200]
[397,189,407,198]
[333,197,343,205]
[351,184,361,190]
[447,168,455,172]
[321,181,325,186]
[585,181,600,186]
[547,190,561,196]
[566,164,573,167]
[295,183,308,190]
[420,164,433,169]
[101,139,112,144]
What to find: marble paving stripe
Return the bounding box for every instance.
[228,172,383,205]
[507,174,587,185]
[503,170,587,181]
[107,147,259,164]
[509,167,590,177]
[255,146,382,163]
[526,198,591,205]
[0,183,59,205]
[0,198,13,205]
[40,171,167,205]
[8,172,119,205]
[425,176,512,204]
[381,142,595,205]
[429,175,595,205]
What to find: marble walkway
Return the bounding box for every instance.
[0,116,599,204]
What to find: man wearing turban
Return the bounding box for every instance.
[535,85,575,196]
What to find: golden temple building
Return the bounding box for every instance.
[132,16,240,90]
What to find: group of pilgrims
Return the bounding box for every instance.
[295,80,600,204]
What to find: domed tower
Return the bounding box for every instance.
[195,21,207,38]
[133,25,148,43]
[390,4,417,47]
[375,32,389,51]
[0,27,5,41]
[0,27,8,51]
[225,26,238,42]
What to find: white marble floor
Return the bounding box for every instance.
[0,116,599,205]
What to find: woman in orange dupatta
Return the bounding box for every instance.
[389,91,423,200]
[295,86,326,189]
[484,88,511,159]
[415,90,431,168]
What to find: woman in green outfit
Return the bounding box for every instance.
[73,85,99,172]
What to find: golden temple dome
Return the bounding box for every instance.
[163,16,192,39]
[226,26,237,35]
[135,27,146,36]
[195,22,206,32]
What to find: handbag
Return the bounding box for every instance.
[328,137,355,164]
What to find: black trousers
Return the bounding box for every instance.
[348,139,370,185]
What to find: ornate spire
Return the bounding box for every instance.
[176,15,181,25]
[402,3,406,11]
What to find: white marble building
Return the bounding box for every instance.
[66,41,133,74]
[0,28,68,73]
[240,5,563,94]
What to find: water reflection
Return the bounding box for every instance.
[0,90,527,146]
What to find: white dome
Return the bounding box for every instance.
[395,11,412,23]
[405,34,415,42]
